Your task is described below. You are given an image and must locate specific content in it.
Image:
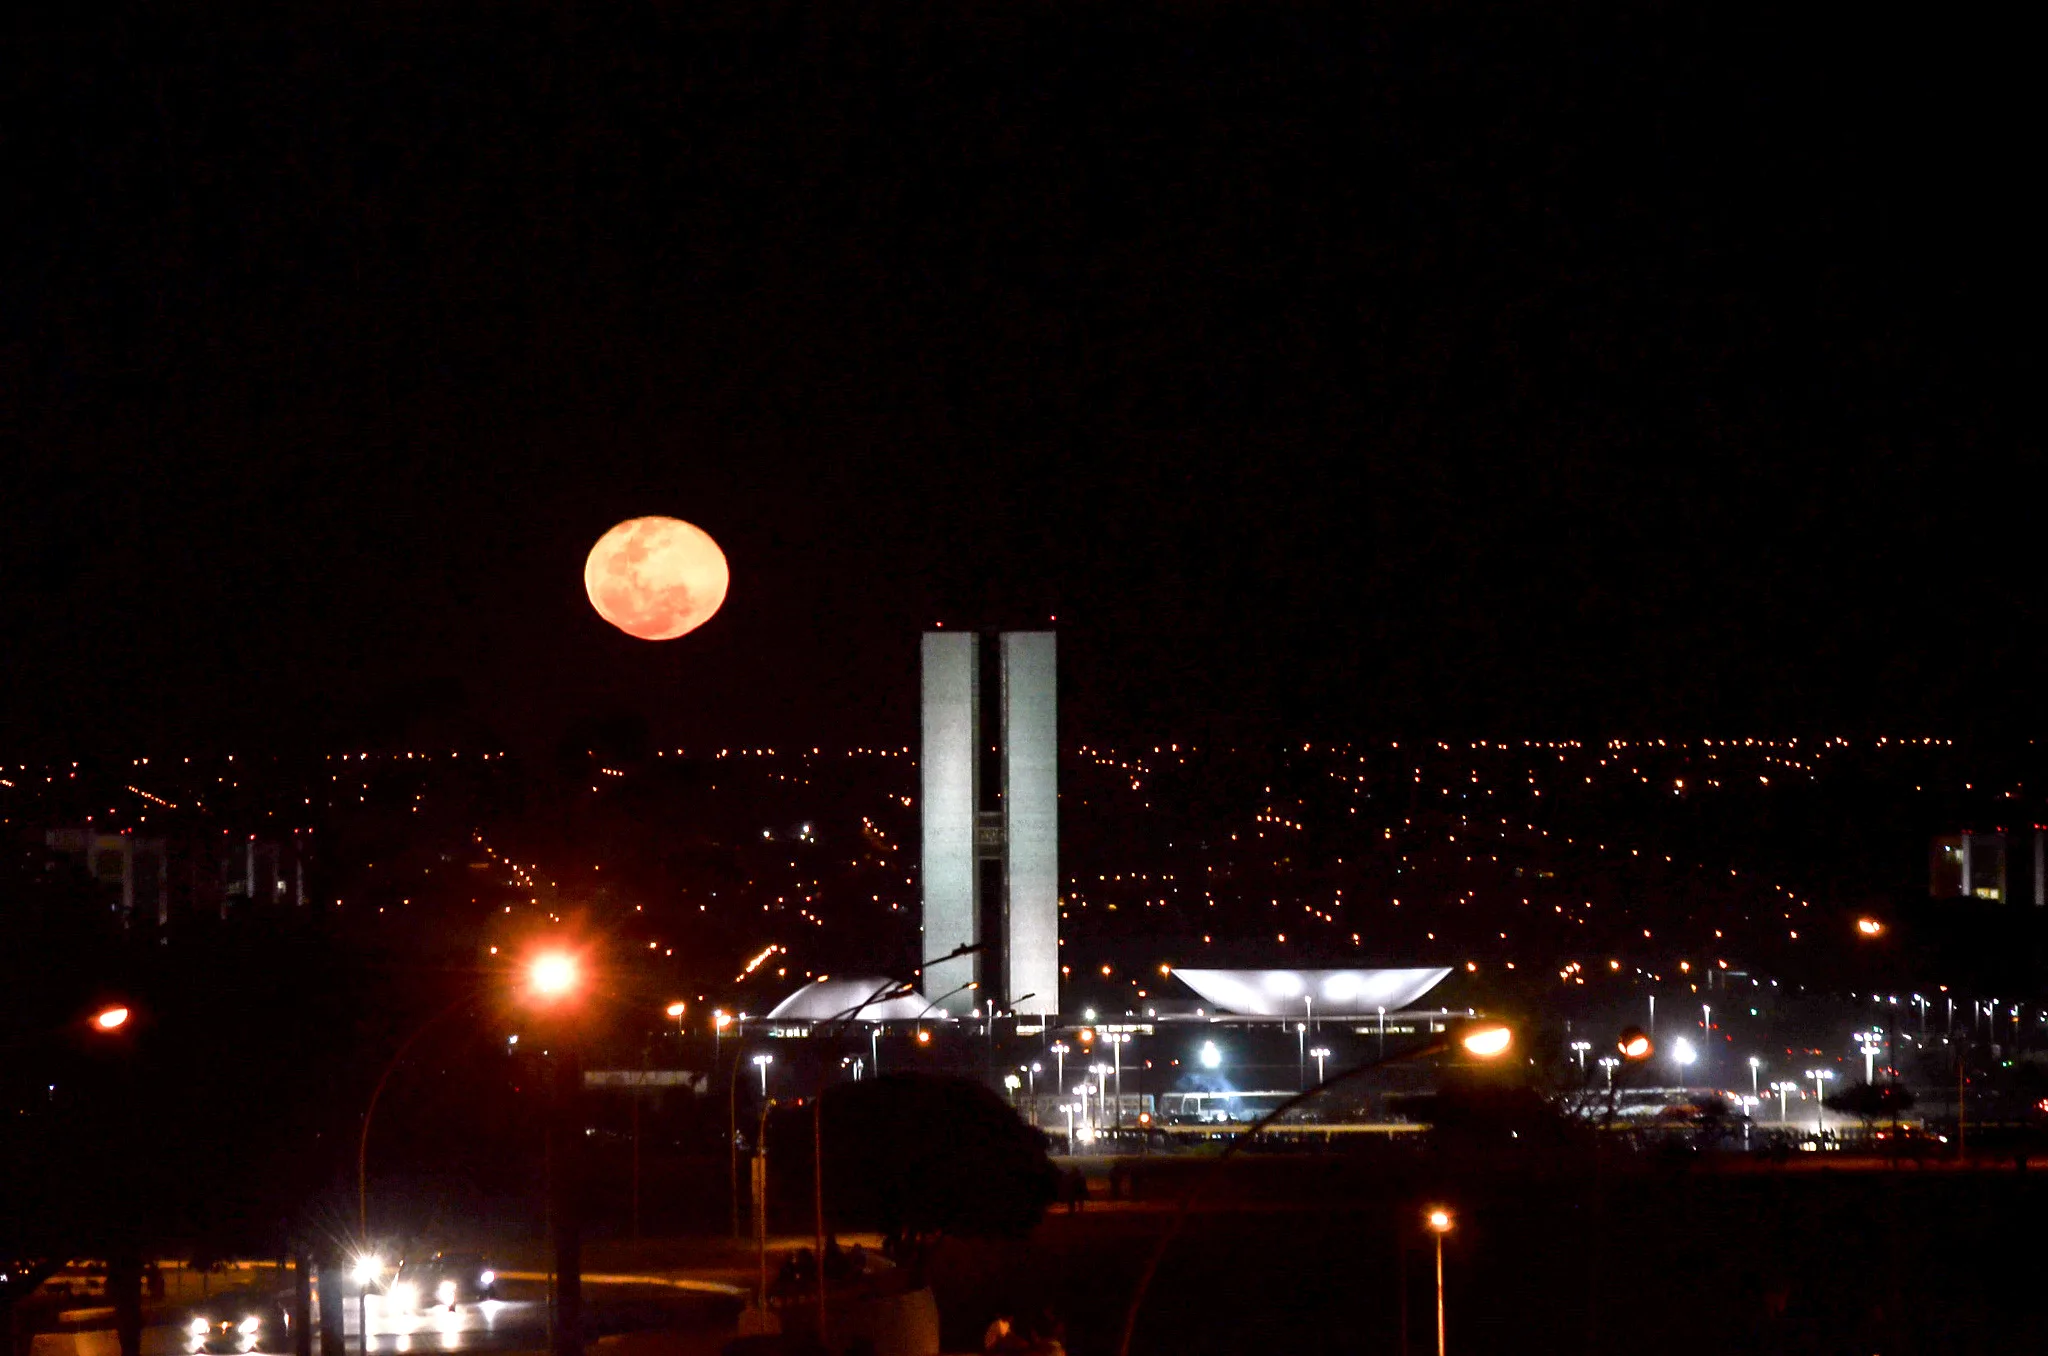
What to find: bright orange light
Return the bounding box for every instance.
[1618,1027,1653,1061]
[714,1010,732,1030]
[528,952,580,1000]
[665,1001,687,1018]
[1459,1025,1512,1058]
[915,1029,932,1045]
[92,1006,131,1032]
[1856,917,1885,937]
[1077,1029,1095,1044]
[1425,1207,1453,1234]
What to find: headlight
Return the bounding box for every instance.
[189,1319,210,1336]
[478,1271,494,1287]
[388,1281,418,1311]
[238,1317,261,1335]
[435,1281,457,1305]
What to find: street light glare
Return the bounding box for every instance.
[665,1001,686,1017]
[1617,1027,1653,1061]
[92,1006,130,1031]
[1425,1207,1453,1234]
[1856,916,1885,937]
[1459,1024,1512,1058]
[528,951,579,999]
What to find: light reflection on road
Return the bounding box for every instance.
[341,1296,538,1353]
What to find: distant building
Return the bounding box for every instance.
[920,630,1059,1020]
[1932,828,2045,905]
[43,828,169,926]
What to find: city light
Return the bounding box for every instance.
[1671,1037,1697,1067]
[92,1006,130,1031]
[352,1255,384,1286]
[1425,1207,1453,1234]
[1617,1027,1653,1061]
[1199,1040,1222,1069]
[665,1001,686,1017]
[1856,917,1885,937]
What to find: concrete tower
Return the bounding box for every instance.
[920,630,1060,1019]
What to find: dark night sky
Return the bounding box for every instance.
[1,1,2037,757]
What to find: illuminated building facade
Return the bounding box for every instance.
[1932,828,2046,905]
[920,630,1060,1019]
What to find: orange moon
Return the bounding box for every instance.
[583,517,730,640]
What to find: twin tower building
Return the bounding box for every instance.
[919,630,1060,1020]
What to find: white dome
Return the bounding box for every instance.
[764,976,952,1023]
[1171,968,1452,1017]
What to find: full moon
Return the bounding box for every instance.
[583,516,730,640]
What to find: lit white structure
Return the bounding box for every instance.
[1171,968,1453,1018]
[921,633,982,1010]
[919,630,1060,1019]
[764,977,948,1024]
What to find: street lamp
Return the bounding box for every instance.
[1425,1207,1454,1356]
[753,1053,774,1098]
[1855,1030,1883,1085]
[1199,1040,1221,1070]
[1771,1080,1797,1123]
[1671,1038,1698,1077]
[1748,1055,1762,1098]
[92,1006,131,1032]
[665,1001,686,1038]
[1570,1040,1592,1072]
[1051,1041,1071,1093]
[1310,1046,1331,1083]
[1807,1068,1835,1133]
[1597,1056,1620,1087]
[529,951,580,1002]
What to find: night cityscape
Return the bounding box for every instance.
[4,4,2039,1356]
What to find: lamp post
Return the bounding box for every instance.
[1570,1040,1592,1072]
[1093,1063,1111,1132]
[1425,1208,1453,1356]
[1296,1021,1308,1090]
[1051,1041,1070,1096]
[1807,1068,1834,1133]
[1771,1081,1796,1123]
[754,1052,774,1098]
[1748,1055,1762,1098]
[1700,1004,1711,1078]
[1856,1030,1882,1085]
[1108,1033,1129,1127]
[1377,1005,1387,1058]
[1310,1047,1331,1083]
[1597,1056,1619,1088]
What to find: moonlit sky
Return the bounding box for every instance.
[1,3,2035,756]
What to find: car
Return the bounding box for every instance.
[185,1285,291,1354]
[390,1252,496,1311]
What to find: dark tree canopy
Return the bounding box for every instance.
[811,1073,1058,1243]
[1824,1082,1917,1123]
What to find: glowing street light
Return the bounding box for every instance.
[1856,917,1886,938]
[1806,1067,1835,1133]
[1051,1041,1070,1091]
[1617,1027,1653,1062]
[752,1053,774,1097]
[1198,1040,1221,1070]
[527,951,580,1002]
[1855,1029,1884,1084]
[1748,1055,1763,1097]
[91,1006,131,1032]
[1309,1046,1331,1082]
[1424,1207,1454,1356]
[1597,1055,1620,1087]
[1569,1039,1592,1071]
[1771,1080,1798,1123]
[1671,1037,1698,1074]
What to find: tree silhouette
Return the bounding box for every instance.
[809,1073,1058,1259]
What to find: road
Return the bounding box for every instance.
[38,1278,742,1356]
